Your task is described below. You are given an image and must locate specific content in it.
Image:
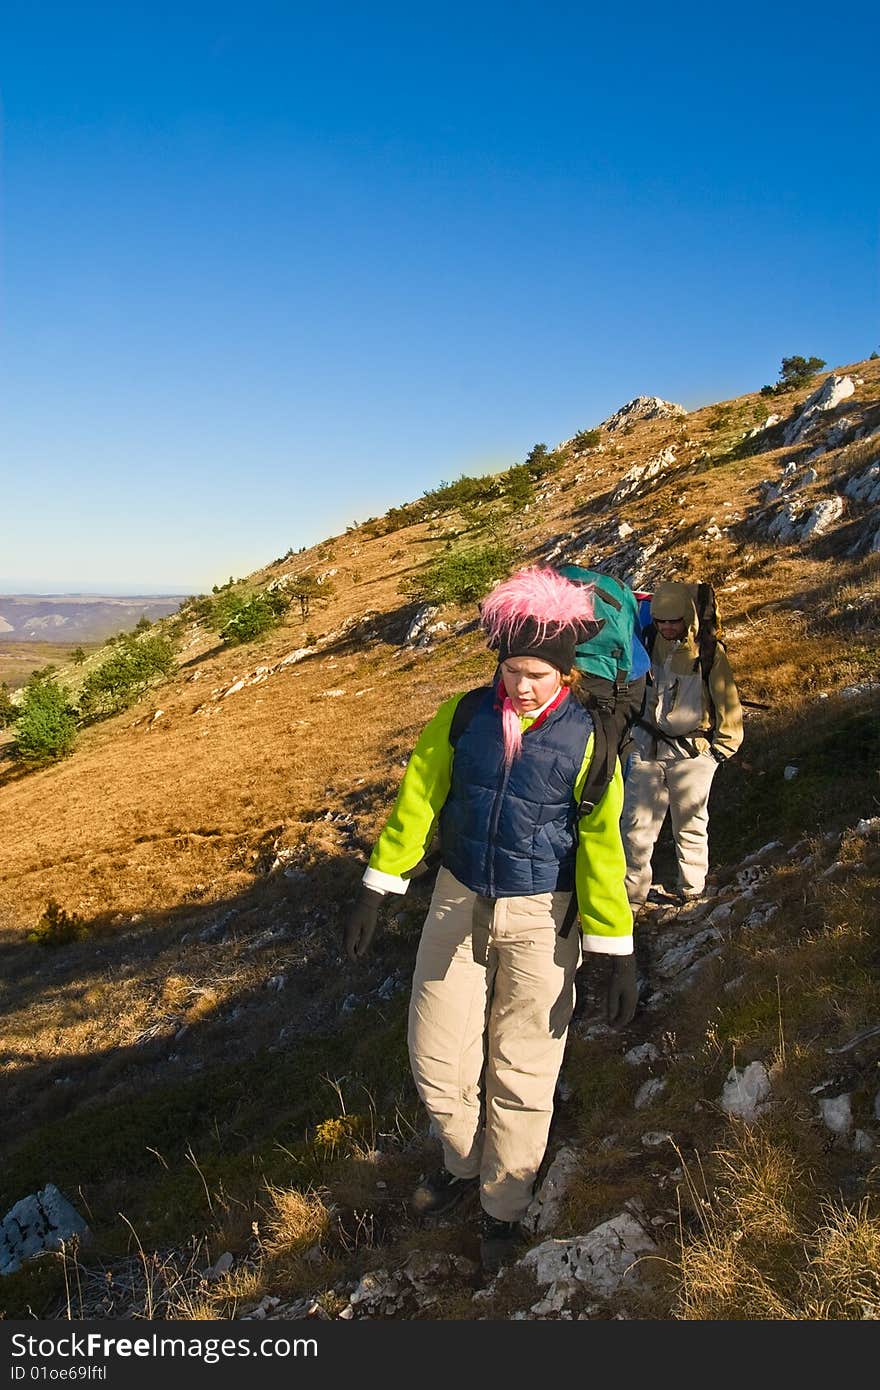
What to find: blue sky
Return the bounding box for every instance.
[1,1,877,594]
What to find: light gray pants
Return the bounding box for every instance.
[621,745,718,906]
[408,866,582,1223]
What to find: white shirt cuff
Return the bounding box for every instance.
[363,867,410,895]
[581,934,634,956]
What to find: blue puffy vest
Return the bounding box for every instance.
[439,688,593,897]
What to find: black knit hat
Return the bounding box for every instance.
[496,619,581,673]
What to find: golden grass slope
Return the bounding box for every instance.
[0,357,878,1321]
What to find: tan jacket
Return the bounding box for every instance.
[642,582,743,761]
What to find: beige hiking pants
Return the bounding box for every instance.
[408,866,582,1223]
[621,744,718,906]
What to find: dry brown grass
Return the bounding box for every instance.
[261,1184,333,1257]
[2,354,879,1321]
[671,1130,880,1320]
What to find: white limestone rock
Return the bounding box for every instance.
[624,1043,662,1066]
[521,1212,658,1296]
[819,1094,852,1135]
[766,501,808,542]
[720,1062,771,1121]
[634,1077,668,1110]
[601,396,686,432]
[523,1145,580,1235]
[800,496,844,539]
[612,446,677,504]
[404,605,440,646]
[783,375,855,446]
[844,465,880,505]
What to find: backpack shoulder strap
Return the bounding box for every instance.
[575,711,615,819]
[449,685,493,745]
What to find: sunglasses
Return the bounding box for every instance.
[655,617,684,625]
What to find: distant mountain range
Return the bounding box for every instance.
[0,595,186,644]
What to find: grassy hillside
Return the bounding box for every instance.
[1,357,878,1320]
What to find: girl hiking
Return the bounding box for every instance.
[343,566,635,1276]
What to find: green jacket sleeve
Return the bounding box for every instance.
[364,693,460,891]
[573,737,633,954]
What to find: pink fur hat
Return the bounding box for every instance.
[480,566,598,671]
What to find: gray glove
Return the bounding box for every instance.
[343,886,384,962]
[607,955,638,1027]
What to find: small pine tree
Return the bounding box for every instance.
[778,355,826,389]
[761,355,826,395]
[0,682,17,728]
[503,463,534,512]
[13,674,77,765]
[71,647,87,666]
[28,899,87,947]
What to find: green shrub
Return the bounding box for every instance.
[28,899,88,948]
[400,538,513,606]
[79,634,177,717]
[214,590,291,646]
[12,674,77,765]
[571,428,601,451]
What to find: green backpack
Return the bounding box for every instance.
[555,565,639,684]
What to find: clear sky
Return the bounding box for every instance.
[1,1,877,595]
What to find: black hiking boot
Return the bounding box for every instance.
[479,1210,521,1276]
[410,1167,479,1218]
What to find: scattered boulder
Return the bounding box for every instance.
[521,1212,658,1297]
[819,1094,853,1136]
[843,465,880,506]
[634,1078,668,1110]
[1,1185,90,1276]
[720,1062,771,1121]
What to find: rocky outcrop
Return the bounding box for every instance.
[612,446,677,504]
[844,465,880,506]
[601,396,687,433]
[783,375,855,446]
